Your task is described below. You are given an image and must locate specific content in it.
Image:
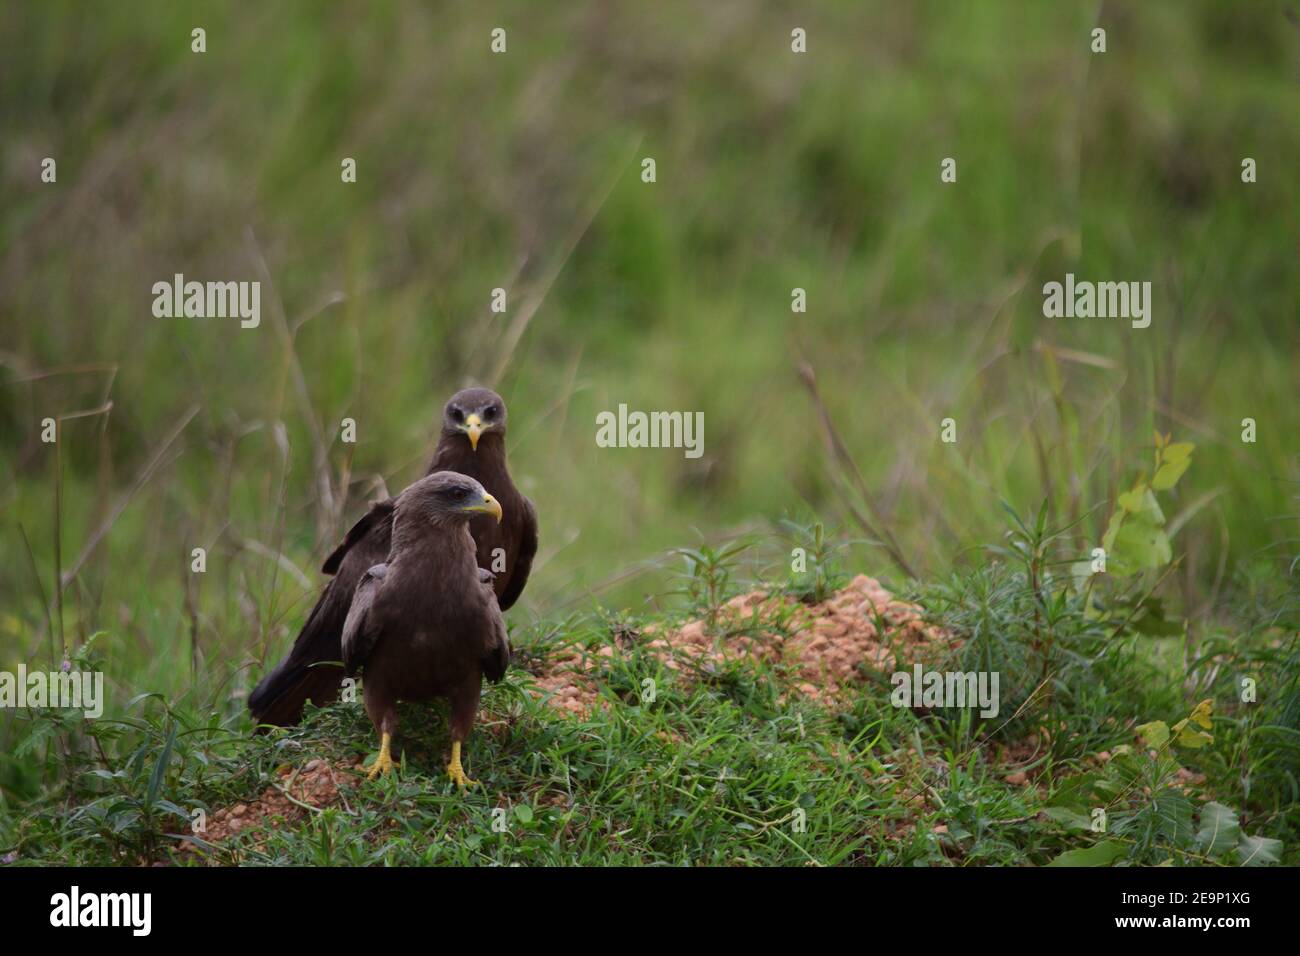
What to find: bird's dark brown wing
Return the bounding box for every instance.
[480,578,511,683]
[248,499,396,727]
[497,494,537,612]
[342,564,388,676]
[322,499,396,574]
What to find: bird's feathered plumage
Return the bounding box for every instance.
[248,387,536,728]
[341,563,387,676]
[347,472,510,785]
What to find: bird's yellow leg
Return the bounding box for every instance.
[446,740,477,788]
[365,732,396,780]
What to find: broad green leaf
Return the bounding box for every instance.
[1237,835,1283,867]
[1103,484,1173,576]
[1043,807,1092,831]
[1152,791,1195,845]
[1047,772,1102,809]
[1196,802,1239,858]
[1111,517,1171,571]
[1046,840,1128,867]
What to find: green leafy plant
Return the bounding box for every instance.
[1046,700,1284,866]
[1097,433,1194,578]
[669,538,752,633]
[779,519,846,605]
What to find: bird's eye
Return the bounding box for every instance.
[453,487,471,500]
[450,407,464,424]
[483,406,497,420]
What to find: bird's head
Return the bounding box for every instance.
[441,387,508,452]
[399,471,503,527]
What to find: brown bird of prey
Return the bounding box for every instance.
[248,387,537,727]
[342,472,509,786]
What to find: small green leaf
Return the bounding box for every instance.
[1151,458,1190,490]
[1174,725,1213,749]
[1101,510,1123,555]
[1117,488,1147,513]
[1187,699,1213,729]
[147,721,178,808]
[513,803,534,824]
[1135,720,1170,749]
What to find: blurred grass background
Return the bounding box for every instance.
[1,0,1296,711]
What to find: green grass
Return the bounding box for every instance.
[3,516,1297,866]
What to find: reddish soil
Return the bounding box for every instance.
[182,757,357,853]
[533,574,956,717]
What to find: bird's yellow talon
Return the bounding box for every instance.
[446,741,477,788]
[365,732,395,780]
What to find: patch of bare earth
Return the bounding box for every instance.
[180,757,359,855]
[533,575,956,717]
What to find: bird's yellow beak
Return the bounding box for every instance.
[466,492,503,523]
[464,413,484,451]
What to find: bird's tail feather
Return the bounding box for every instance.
[248,656,345,729]
[249,572,355,728]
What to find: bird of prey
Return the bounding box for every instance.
[248,387,538,727]
[341,472,509,786]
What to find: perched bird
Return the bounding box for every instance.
[341,472,509,786]
[248,386,538,727]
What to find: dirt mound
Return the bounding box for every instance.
[183,757,357,852]
[532,575,955,716]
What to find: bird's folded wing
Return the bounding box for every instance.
[498,494,538,611]
[322,499,397,575]
[341,563,389,675]
[480,603,511,684]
